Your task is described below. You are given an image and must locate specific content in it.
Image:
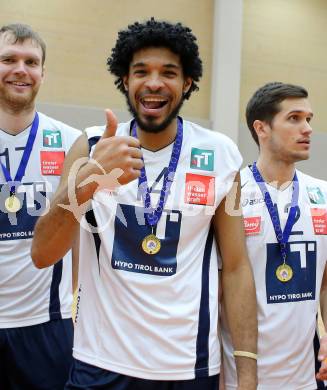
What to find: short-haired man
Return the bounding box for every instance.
[221,82,327,389]
[0,23,80,389]
[32,18,257,389]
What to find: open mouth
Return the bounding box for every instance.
[140,96,168,110]
[7,81,31,87]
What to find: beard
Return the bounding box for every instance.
[0,85,38,114]
[126,95,184,134]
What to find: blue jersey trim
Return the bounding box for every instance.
[195,226,214,378]
[49,260,63,320]
[86,135,102,273]
[88,136,101,154]
[85,209,101,273]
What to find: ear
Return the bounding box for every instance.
[122,75,129,92]
[183,77,193,95]
[253,119,270,142]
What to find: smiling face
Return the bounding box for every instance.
[256,98,313,163]
[123,46,192,133]
[0,33,44,113]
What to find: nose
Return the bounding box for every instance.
[303,120,313,136]
[13,60,28,75]
[144,73,164,91]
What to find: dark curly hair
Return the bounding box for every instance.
[107,18,203,100]
[246,82,308,146]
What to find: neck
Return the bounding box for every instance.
[255,155,296,188]
[137,118,178,151]
[0,105,36,135]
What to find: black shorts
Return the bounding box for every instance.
[65,358,219,390]
[0,318,73,390]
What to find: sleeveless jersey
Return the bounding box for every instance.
[0,112,80,328]
[222,166,327,390]
[74,119,242,380]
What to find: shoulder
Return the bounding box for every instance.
[184,120,238,147]
[239,165,257,193]
[183,120,242,162]
[297,170,327,204]
[297,170,327,189]
[37,112,81,139]
[240,165,253,183]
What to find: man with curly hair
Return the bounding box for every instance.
[32,18,257,390]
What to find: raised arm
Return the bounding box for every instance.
[31,109,143,268]
[213,172,258,390]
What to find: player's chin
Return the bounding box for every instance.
[292,151,310,162]
[9,93,33,107]
[300,152,310,161]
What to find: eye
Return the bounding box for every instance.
[26,59,39,66]
[1,57,14,64]
[289,115,299,122]
[133,69,146,76]
[163,70,177,78]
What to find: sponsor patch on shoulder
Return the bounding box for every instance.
[40,151,65,175]
[243,216,261,235]
[311,208,327,235]
[184,173,215,205]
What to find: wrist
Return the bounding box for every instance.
[233,350,258,360]
[75,165,99,203]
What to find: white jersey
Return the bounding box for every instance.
[222,166,327,390]
[0,112,80,328]
[74,119,242,380]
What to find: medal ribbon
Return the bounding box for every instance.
[0,112,39,194]
[252,162,299,262]
[132,117,183,228]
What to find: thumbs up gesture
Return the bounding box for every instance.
[102,109,118,138]
[87,109,144,188]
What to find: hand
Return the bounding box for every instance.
[79,109,144,193]
[317,334,327,380]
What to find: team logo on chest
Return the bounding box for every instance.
[190,148,214,171]
[307,186,326,205]
[43,130,62,148]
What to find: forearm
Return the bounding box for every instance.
[222,262,258,388]
[321,288,327,330]
[31,170,97,268]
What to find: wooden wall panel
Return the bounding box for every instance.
[0,0,214,119]
[241,0,327,133]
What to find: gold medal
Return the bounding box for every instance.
[276,263,293,282]
[5,195,21,213]
[142,234,161,255]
